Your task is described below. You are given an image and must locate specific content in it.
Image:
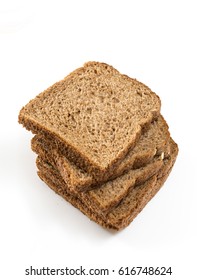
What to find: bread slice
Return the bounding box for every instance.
[37,138,178,230]
[19,62,161,177]
[106,139,178,228]
[36,154,164,214]
[31,115,170,192]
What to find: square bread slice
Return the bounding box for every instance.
[36,153,164,214]
[31,115,170,192]
[36,138,178,230]
[19,61,161,177]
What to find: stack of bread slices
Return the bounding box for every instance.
[18,62,178,230]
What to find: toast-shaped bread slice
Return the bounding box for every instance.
[37,138,178,230]
[36,154,164,214]
[19,62,161,177]
[32,115,170,192]
[35,139,172,215]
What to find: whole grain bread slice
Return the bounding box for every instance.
[106,139,178,228]
[32,115,170,192]
[36,154,164,214]
[19,61,161,177]
[37,138,178,230]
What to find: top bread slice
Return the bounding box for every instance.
[18,61,161,176]
[31,115,170,192]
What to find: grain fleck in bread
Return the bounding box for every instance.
[37,138,178,230]
[31,115,170,191]
[19,61,161,176]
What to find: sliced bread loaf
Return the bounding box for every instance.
[31,115,169,191]
[37,138,178,230]
[19,61,161,177]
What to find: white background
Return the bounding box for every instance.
[0,0,196,279]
